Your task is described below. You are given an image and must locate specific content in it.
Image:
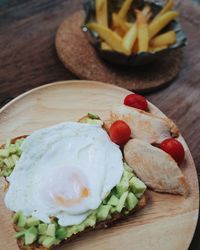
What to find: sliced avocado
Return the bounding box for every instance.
[56,228,68,240]
[38,223,48,235]
[42,236,57,248]
[75,223,85,232]
[84,213,97,227]
[116,191,128,213]
[12,211,21,224]
[46,224,56,237]
[129,177,146,195]
[24,226,37,245]
[26,217,40,227]
[3,158,14,168]
[126,192,138,211]
[15,230,25,239]
[17,213,26,228]
[97,205,111,221]
[135,192,144,199]
[107,195,119,206]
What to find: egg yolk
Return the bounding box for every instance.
[52,172,89,207]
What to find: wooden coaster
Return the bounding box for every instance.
[55,11,183,93]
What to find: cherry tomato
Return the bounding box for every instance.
[124,94,148,111]
[109,120,131,145]
[160,138,185,165]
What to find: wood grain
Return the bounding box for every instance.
[0,0,199,249]
[0,80,199,250]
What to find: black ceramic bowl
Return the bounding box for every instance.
[82,0,187,66]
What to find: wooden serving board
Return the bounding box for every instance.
[0,80,199,250]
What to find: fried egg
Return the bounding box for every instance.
[5,122,123,226]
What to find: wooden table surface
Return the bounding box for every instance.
[0,0,199,249]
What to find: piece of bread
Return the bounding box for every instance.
[0,135,147,250]
[124,138,189,197]
[110,104,179,144]
[16,195,147,250]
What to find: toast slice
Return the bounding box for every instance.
[110,104,179,144]
[16,195,147,250]
[124,138,189,197]
[0,132,147,250]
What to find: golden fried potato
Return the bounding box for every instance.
[101,42,112,50]
[149,45,168,52]
[136,10,149,52]
[112,13,130,33]
[96,0,108,27]
[149,11,178,39]
[150,31,176,47]
[122,23,137,55]
[154,0,174,20]
[118,0,133,19]
[87,23,129,54]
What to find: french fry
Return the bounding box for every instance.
[115,26,126,37]
[150,31,176,47]
[118,0,133,19]
[149,11,178,39]
[87,23,129,54]
[132,39,138,53]
[101,42,112,50]
[154,0,174,21]
[142,5,152,22]
[96,0,108,27]
[149,45,168,52]
[112,13,130,33]
[136,10,149,52]
[122,23,137,55]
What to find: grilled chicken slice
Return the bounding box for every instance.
[124,139,189,196]
[111,105,179,144]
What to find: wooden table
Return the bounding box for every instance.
[0,0,199,249]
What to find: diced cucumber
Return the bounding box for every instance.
[97,205,111,221]
[84,213,96,227]
[38,223,48,235]
[110,206,117,214]
[123,163,133,173]
[24,226,37,245]
[46,224,56,237]
[15,230,25,239]
[42,236,57,248]
[116,180,129,197]
[26,217,40,227]
[0,149,9,158]
[3,157,14,168]
[38,235,46,244]
[107,195,119,206]
[5,139,11,148]
[129,177,146,196]
[9,145,17,154]
[126,192,138,211]
[88,113,99,119]
[11,154,19,164]
[56,228,68,240]
[116,191,128,213]
[12,211,21,224]
[17,213,26,228]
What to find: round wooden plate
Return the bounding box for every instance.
[55,11,183,93]
[0,80,199,250]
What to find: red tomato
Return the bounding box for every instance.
[124,94,148,111]
[109,120,131,145]
[160,138,185,165]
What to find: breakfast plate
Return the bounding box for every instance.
[0,80,199,250]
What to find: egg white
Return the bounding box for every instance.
[5,122,123,226]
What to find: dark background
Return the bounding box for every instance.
[0,0,199,249]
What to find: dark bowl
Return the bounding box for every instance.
[82,0,187,67]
